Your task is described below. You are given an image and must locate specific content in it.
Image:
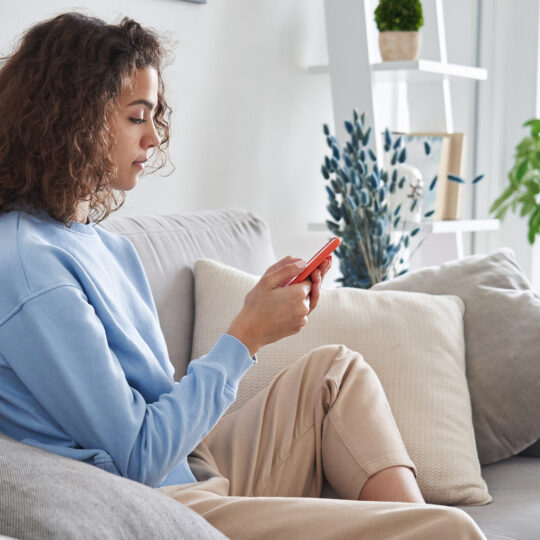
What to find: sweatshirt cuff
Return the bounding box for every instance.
[206,333,257,389]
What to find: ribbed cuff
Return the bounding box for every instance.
[205,333,256,389]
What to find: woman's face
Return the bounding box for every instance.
[110,66,161,191]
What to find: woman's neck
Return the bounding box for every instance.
[74,200,90,224]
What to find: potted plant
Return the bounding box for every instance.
[321,110,484,288]
[490,118,540,244]
[374,0,424,62]
[321,110,434,288]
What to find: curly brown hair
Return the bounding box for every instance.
[0,12,172,225]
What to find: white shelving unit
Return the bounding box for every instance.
[309,219,499,265]
[309,59,487,82]
[372,59,487,80]
[319,0,488,163]
[308,0,498,269]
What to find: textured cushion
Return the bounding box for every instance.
[459,457,540,540]
[372,248,540,465]
[100,209,275,379]
[191,259,491,505]
[0,434,227,540]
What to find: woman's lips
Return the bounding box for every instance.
[132,161,146,171]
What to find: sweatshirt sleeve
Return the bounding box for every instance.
[0,284,255,487]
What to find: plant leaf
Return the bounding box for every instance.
[515,160,529,183]
[524,118,540,138]
[384,128,391,147]
[489,183,519,213]
[528,206,540,243]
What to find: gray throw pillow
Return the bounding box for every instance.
[0,435,227,540]
[372,248,540,465]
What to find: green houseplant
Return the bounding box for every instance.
[490,118,540,244]
[374,0,424,61]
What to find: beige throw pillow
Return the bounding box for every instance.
[191,259,491,506]
[373,248,540,465]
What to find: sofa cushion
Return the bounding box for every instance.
[0,434,227,540]
[459,457,540,540]
[372,248,540,465]
[191,259,491,506]
[100,209,275,379]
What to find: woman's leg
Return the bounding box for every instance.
[158,344,486,539]
[159,477,485,540]
[189,344,418,501]
[359,465,424,503]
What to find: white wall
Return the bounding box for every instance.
[0,0,334,266]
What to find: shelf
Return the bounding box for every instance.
[373,60,488,81]
[308,219,499,234]
[425,218,499,233]
[307,59,487,82]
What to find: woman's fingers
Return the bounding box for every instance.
[265,256,303,275]
[320,256,332,278]
[308,268,322,313]
[308,255,333,313]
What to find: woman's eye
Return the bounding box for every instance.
[129,118,146,125]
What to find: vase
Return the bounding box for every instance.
[379,31,421,62]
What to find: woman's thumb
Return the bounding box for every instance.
[266,260,307,288]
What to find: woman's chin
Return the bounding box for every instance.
[112,174,139,191]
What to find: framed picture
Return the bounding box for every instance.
[385,132,466,221]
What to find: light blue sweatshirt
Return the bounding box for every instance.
[0,208,255,487]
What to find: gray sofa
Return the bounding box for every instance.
[1,208,539,539]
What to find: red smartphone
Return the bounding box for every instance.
[284,237,341,286]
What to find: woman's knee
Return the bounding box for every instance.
[299,344,378,395]
[306,344,367,366]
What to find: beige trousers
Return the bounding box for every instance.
[158,345,486,540]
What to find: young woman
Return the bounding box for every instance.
[0,12,486,540]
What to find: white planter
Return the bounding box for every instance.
[379,31,421,61]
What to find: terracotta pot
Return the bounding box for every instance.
[379,31,421,61]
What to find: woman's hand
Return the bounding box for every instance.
[308,255,332,313]
[227,256,310,356]
[227,255,332,356]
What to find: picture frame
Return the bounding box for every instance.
[385,132,466,221]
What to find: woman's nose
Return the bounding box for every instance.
[143,120,161,149]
